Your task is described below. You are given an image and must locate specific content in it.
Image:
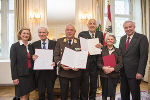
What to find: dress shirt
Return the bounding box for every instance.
[19,40,31,52]
[126,33,134,43]
[67,39,73,45]
[41,39,48,49]
[89,31,95,38]
[108,48,115,55]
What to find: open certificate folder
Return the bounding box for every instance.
[34,49,53,70]
[61,47,88,69]
[102,54,116,67]
[80,37,101,55]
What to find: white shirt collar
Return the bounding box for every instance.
[19,40,31,52]
[127,33,134,40]
[41,38,49,49]
[41,38,48,44]
[89,31,95,38]
[19,40,31,45]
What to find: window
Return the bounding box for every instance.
[0,0,14,58]
[104,0,132,47]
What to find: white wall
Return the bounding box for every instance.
[0,61,13,85]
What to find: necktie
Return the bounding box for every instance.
[125,37,130,50]
[68,40,72,45]
[42,42,46,49]
[91,34,94,38]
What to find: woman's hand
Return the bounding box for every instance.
[13,79,19,85]
[32,55,38,60]
[102,66,114,74]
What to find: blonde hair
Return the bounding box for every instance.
[17,27,32,41]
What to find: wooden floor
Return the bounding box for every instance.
[0,81,148,100]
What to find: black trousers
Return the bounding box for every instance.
[120,73,141,100]
[88,58,98,100]
[37,70,57,100]
[88,69,98,100]
[80,70,89,100]
[100,77,119,98]
[59,76,80,100]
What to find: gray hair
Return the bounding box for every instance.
[105,34,116,44]
[65,24,75,29]
[38,27,49,33]
[123,20,135,27]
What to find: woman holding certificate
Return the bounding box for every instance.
[97,35,122,100]
[10,27,35,100]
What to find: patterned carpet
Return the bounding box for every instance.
[96,91,150,100]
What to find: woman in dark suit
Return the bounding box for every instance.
[10,27,35,100]
[97,35,122,100]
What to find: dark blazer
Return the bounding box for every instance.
[78,31,104,69]
[78,31,103,44]
[54,37,81,78]
[119,32,149,78]
[10,42,34,80]
[32,39,56,78]
[97,46,123,78]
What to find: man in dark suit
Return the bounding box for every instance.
[54,24,81,100]
[32,27,57,100]
[78,19,104,100]
[119,20,149,100]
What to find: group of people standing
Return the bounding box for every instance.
[10,19,149,100]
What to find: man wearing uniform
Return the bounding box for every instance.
[54,24,81,100]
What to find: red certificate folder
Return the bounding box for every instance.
[102,54,116,67]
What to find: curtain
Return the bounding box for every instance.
[133,0,150,82]
[141,0,149,37]
[14,0,29,35]
[141,0,150,82]
[75,0,98,36]
[15,0,47,42]
[96,0,105,31]
[28,0,47,42]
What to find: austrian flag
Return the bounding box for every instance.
[103,0,112,46]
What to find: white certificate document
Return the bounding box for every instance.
[61,47,88,69]
[80,37,101,55]
[34,49,53,70]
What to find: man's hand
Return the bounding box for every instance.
[136,73,143,80]
[72,67,79,71]
[32,55,38,60]
[51,62,55,67]
[95,43,103,48]
[13,79,19,85]
[61,64,71,70]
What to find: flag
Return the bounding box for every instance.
[103,0,112,46]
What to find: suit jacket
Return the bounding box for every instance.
[32,39,56,78]
[78,31,104,70]
[119,32,149,78]
[10,42,34,80]
[54,37,81,78]
[97,46,123,78]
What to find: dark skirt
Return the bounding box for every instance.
[100,76,119,97]
[15,74,35,97]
